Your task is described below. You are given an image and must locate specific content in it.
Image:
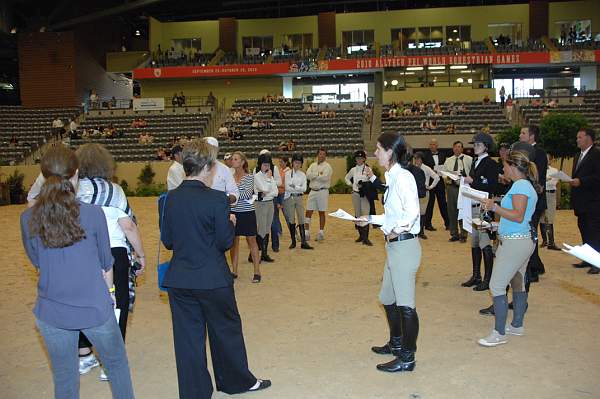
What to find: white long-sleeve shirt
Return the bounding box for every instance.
[284,169,307,198]
[372,163,420,235]
[344,164,369,192]
[167,161,186,190]
[254,171,278,201]
[420,163,439,190]
[306,161,333,190]
[211,161,239,201]
[546,166,560,191]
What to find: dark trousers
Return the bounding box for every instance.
[168,286,256,399]
[79,247,130,348]
[577,211,600,252]
[271,194,285,250]
[425,182,449,228]
[527,210,545,277]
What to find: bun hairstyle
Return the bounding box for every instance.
[377,132,412,168]
[507,150,543,193]
[29,145,86,248]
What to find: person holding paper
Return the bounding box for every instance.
[477,150,540,347]
[284,153,313,250]
[20,146,136,398]
[570,128,600,275]
[345,150,373,245]
[229,152,262,282]
[443,141,472,243]
[540,155,562,251]
[461,132,498,291]
[363,132,422,373]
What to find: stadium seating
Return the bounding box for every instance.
[0,106,80,165]
[520,95,600,130]
[222,98,364,157]
[381,102,510,135]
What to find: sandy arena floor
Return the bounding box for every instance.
[1,195,599,399]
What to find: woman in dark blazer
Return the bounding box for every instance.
[160,139,271,399]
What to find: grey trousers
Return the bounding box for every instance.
[379,238,422,309]
[255,200,274,237]
[471,205,492,249]
[351,192,370,217]
[542,191,557,224]
[489,237,535,296]
[283,195,305,225]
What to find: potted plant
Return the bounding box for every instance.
[6,170,25,204]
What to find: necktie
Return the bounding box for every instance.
[576,152,584,170]
[453,157,459,171]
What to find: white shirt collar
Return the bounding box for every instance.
[581,144,593,158]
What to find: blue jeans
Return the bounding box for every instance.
[271,194,285,250]
[36,316,135,399]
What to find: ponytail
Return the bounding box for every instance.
[29,146,85,248]
[526,161,543,194]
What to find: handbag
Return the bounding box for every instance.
[157,192,170,292]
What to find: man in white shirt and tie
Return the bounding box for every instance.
[305,147,333,241]
[443,141,473,242]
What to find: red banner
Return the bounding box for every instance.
[134,51,600,80]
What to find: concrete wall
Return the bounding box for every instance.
[237,16,318,55]
[548,0,600,38]
[150,18,220,54]
[383,86,495,103]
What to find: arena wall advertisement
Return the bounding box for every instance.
[132,97,165,111]
[134,50,600,80]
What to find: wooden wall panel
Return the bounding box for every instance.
[18,32,78,108]
[318,12,336,48]
[529,0,549,40]
[219,18,237,53]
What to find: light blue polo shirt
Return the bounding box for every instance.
[498,179,538,236]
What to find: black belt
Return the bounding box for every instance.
[385,233,417,243]
[291,193,303,197]
[546,190,556,193]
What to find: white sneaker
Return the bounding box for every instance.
[79,354,99,375]
[478,330,508,347]
[99,368,109,381]
[505,324,525,336]
[316,231,325,241]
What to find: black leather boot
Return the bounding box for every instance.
[288,223,297,249]
[547,224,560,250]
[371,304,402,356]
[261,234,274,262]
[362,225,373,246]
[474,246,494,291]
[299,225,313,250]
[539,223,548,247]
[355,225,362,243]
[462,247,482,287]
[377,306,418,373]
[418,219,428,239]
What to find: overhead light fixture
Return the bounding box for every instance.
[561,70,572,74]
[467,78,473,84]
[450,65,468,70]
[430,71,446,74]
[135,30,141,36]
[460,70,475,74]
[406,67,423,71]
[296,76,302,79]
[448,38,453,42]
[336,56,341,60]
[456,77,464,83]
[403,72,415,75]
[456,38,461,41]
[348,74,354,77]
[10,27,17,34]
[428,66,445,70]
[391,80,399,86]
[564,67,570,70]
[453,29,458,33]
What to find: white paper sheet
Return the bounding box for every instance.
[433,165,446,173]
[114,308,121,321]
[459,185,489,201]
[562,243,600,268]
[440,170,460,181]
[548,170,573,182]
[328,208,363,222]
[246,194,259,204]
[457,178,473,234]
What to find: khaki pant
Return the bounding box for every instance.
[255,200,274,237]
[489,238,535,296]
[379,238,422,309]
[351,192,370,217]
[446,184,462,236]
[419,192,429,216]
[306,189,329,211]
[283,195,305,225]
[471,205,492,249]
[542,190,557,224]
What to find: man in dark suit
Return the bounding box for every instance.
[423,138,449,230]
[570,128,600,275]
[519,125,548,282]
[160,140,271,399]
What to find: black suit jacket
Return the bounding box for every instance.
[571,146,600,216]
[533,144,548,211]
[161,180,235,289]
[423,150,447,170]
[470,156,498,195]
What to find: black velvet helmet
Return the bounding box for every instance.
[291,152,304,164]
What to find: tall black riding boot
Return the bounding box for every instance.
[371,304,402,356]
[462,247,482,287]
[540,223,548,247]
[474,245,494,291]
[362,225,373,246]
[288,223,297,249]
[547,224,560,250]
[355,225,362,243]
[377,306,418,372]
[299,225,313,250]
[261,234,274,262]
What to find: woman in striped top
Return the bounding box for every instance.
[229,151,262,283]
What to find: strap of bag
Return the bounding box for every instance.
[157,192,168,267]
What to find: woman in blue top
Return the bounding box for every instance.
[20,146,135,398]
[477,150,541,347]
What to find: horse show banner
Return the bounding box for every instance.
[133,50,600,80]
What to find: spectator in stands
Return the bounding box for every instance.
[433,104,443,116]
[483,95,491,104]
[499,86,506,107]
[172,93,179,107]
[156,147,168,161]
[568,27,576,44]
[411,101,419,114]
[548,99,558,108]
[233,129,244,141]
[532,98,542,107]
[430,120,438,130]
[560,26,567,45]
[278,141,288,152]
[109,97,117,109]
[418,101,426,114]
[218,124,229,139]
[446,123,456,134]
[89,89,99,109]
[207,91,216,106]
[387,107,397,119]
[68,118,79,136]
[81,129,91,140]
[287,139,297,152]
[178,91,186,107]
[426,101,435,116]
[505,95,514,119]
[9,134,18,147]
[232,110,242,121]
[139,132,153,144]
[52,117,65,140]
[420,120,429,131]
[482,124,491,134]
[307,103,317,113]
[457,104,467,114]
